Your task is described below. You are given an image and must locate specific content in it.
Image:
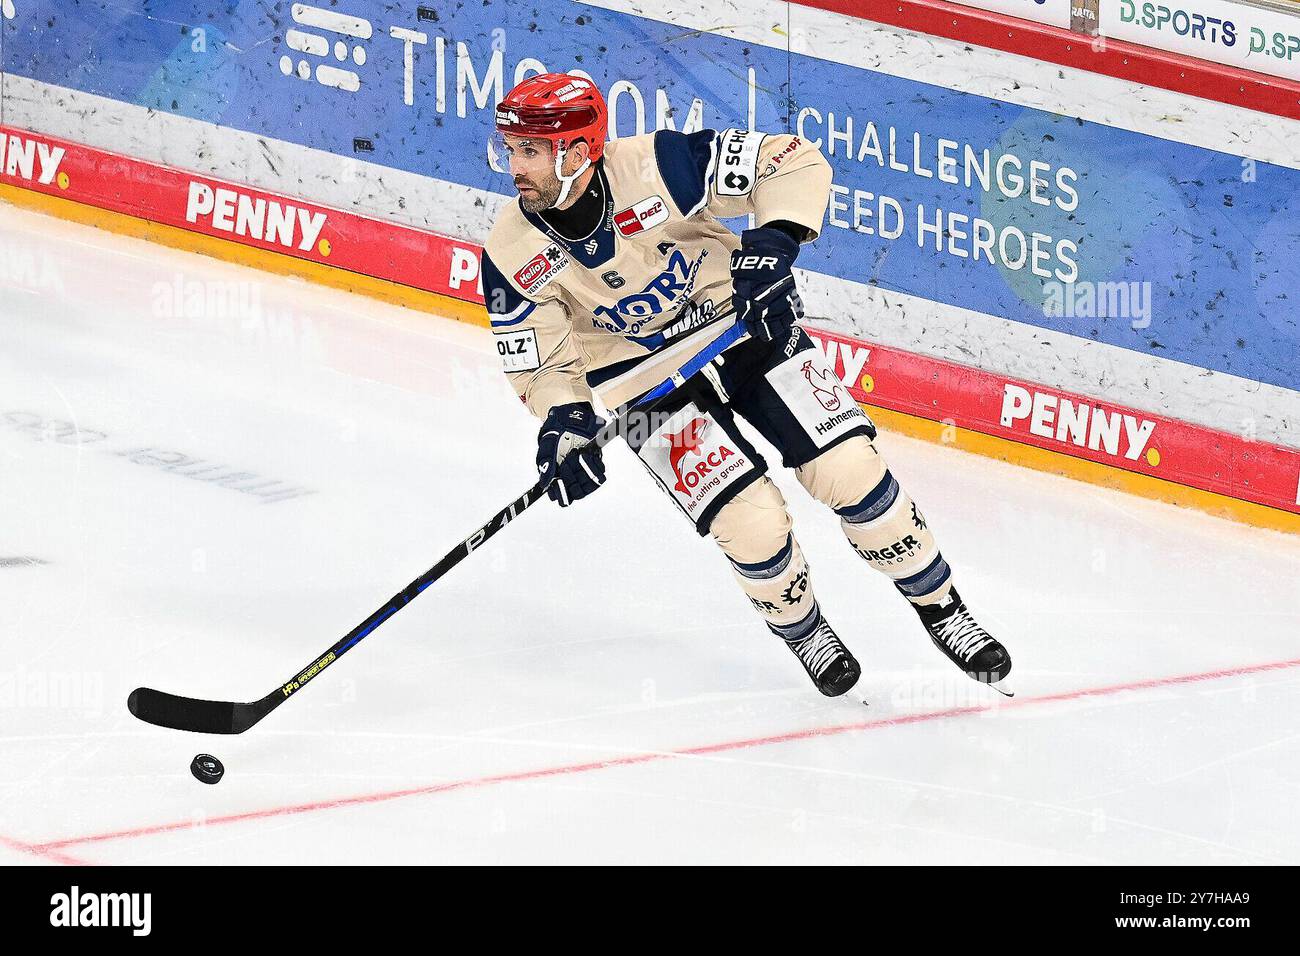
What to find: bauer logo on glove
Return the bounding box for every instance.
[730,225,806,343]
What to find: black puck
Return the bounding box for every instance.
[190,753,224,785]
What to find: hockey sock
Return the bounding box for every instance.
[836,469,954,606]
[727,533,816,629]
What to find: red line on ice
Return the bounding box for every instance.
[36,656,1300,853]
[0,832,91,866]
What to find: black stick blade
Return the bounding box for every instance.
[128,687,246,734]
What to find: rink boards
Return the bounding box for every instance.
[3,122,1297,533]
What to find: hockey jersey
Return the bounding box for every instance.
[481,127,833,416]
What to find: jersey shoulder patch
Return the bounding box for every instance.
[652,128,718,218]
[713,128,766,197]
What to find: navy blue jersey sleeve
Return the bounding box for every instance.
[481,251,537,328]
[653,128,718,219]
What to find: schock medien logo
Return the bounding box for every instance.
[50,886,152,936]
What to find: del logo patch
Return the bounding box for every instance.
[514,243,567,294]
[613,195,669,237]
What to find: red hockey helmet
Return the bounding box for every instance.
[494,72,608,161]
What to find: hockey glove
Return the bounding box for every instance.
[536,402,607,507]
[730,226,805,343]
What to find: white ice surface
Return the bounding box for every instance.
[1,201,1299,865]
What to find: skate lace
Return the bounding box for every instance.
[933,607,992,661]
[794,623,845,678]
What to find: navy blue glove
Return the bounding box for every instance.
[730,226,805,342]
[536,402,607,507]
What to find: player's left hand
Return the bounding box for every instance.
[730,226,805,343]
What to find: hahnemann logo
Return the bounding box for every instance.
[815,409,862,436]
[50,886,151,936]
[801,359,844,411]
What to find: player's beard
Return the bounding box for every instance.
[517,178,561,213]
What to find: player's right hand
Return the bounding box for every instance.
[536,402,607,507]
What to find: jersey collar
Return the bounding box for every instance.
[521,164,617,269]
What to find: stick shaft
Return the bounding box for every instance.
[280,320,745,698]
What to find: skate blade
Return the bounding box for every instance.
[987,676,1015,698]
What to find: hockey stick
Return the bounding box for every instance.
[128,318,747,734]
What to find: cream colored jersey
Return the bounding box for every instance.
[481,128,833,415]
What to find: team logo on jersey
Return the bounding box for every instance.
[613,195,669,237]
[591,248,706,335]
[514,243,567,294]
[801,360,845,412]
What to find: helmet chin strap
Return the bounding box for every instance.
[550,143,591,210]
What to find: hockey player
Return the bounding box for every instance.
[481,73,1012,697]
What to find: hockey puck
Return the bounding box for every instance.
[190,753,224,785]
